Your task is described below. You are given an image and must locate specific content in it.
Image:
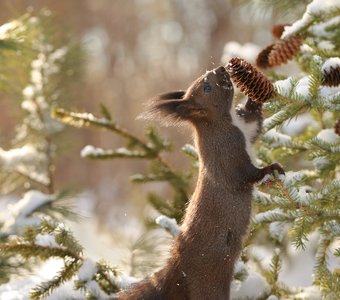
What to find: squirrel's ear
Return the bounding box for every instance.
[139,96,208,125]
[154,90,186,101]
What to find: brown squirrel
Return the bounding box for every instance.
[114,66,284,300]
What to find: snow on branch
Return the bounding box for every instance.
[282,0,340,38]
[263,129,292,147]
[274,77,294,97]
[316,128,339,144]
[278,170,308,187]
[322,57,340,73]
[81,145,149,159]
[78,258,97,282]
[0,145,49,185]
[155,215,180,237]
[253,208,286,224]
[253,189,272,205]
[35,233,60,248]
[1,190,53,236]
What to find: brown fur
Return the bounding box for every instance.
[115,66,284,300]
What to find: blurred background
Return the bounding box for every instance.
[0,0,304,273]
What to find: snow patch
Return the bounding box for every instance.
[78,258,97,282]
[1,190,52,235]
[234,260,247,275]
[313,157,331,170]
[81,145,105,157]
[282,113,318,136]
[322,57,340,73]
[279,170,306,186]
[295,76,310,98]
[0,20,23,39]
[282,0,340,38]
[254,208,284,224]
[35,233,59,248]
[317,41,334,50]
[269,222,286,242]
[231,266,270,299]
[275,77,293,96]
[12,190,51,218]
[294,286,322,300]
[0,145,45,170]
[156,215,180,237]
[263,129,292,147]
[295,186,313,205]
[317,128,339,144]
[84,280,102,298]
[253,189,272,205]
[263,110,286,130]
[310,15,340,37]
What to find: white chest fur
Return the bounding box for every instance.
[230,108,258,164]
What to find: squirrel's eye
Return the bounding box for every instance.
[204,83,212,93]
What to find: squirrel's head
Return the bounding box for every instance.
[142,66,234,126]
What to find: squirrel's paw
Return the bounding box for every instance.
[266,163,285,177]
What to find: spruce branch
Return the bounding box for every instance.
[0,220,121,299]
[52,108,153,155]
[146,193,178,219]
[30,258,81,300]
[314,234,332,280]
[53,107,190,221]
[95,262,120,294]
[81,146,154,160]
[263,101,305,130]
[268,249,282,295]
[308,58,323,102]
[0,243,80,260]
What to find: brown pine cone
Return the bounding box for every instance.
[227,57,275,104]
[272,24,285,39]
[322,65,340,87]
[256,44,275,69]
[268,35,303,67]
[271,24,290,39]
[335,119,340,136]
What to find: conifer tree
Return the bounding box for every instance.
[0,1,339,299]
[228,1,340,298]
[0,11,121,299]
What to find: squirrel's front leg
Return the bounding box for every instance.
[248,163,285,183]
[247,163,285,183]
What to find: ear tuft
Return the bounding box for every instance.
[156,91,186,101]
[138,91,208,126]
[138,91,185,125]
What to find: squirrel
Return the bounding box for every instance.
[114,65,284,300]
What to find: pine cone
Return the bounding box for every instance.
[271,24,289,39]
[335,119,340,136]
[227,57,274,104]
[268,35,302,67]
[322,65,340,87]
[256,44,275,69]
